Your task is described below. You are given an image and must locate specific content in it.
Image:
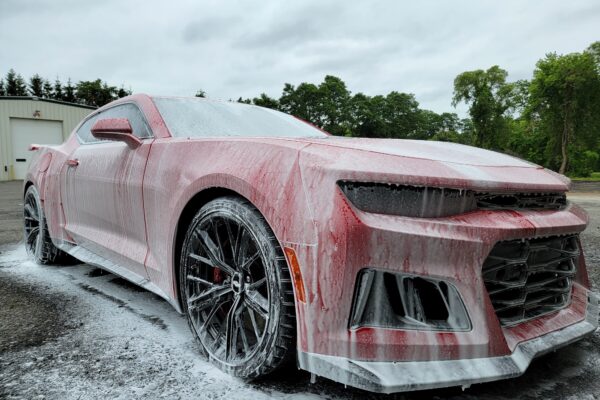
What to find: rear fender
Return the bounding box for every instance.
[27,138,79,245]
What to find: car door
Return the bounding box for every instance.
[61,103,153,280]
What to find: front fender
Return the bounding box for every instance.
[142,138,319,306]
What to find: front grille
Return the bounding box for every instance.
[482,235,579,326]
[476,192,567,211]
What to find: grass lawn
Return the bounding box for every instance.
[570,172,600,181]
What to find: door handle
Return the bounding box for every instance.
[67,159,79,167]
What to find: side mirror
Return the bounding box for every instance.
[90,118,141,147]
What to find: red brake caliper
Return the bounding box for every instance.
[213,267,223,284]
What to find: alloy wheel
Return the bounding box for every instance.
[183,213,271,365]
[24,189,41,256]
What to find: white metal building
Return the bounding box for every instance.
[0,97,95,181]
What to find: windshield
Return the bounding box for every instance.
[153,97,328,139]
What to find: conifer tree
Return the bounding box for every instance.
[28,74,44,97]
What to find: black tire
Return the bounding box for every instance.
[179,196,296,378]
[23,185,64,264]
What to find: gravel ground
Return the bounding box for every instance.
[0,194,599,400]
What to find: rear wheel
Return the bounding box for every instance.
[23,185,63,264]
[179,197,296,378]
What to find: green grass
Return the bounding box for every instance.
[570,172,600,181]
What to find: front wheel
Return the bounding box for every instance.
[180,197,296,378]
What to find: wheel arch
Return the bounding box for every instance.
[23,180,34,197]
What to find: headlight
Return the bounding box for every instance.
[338,181,567,217]
[338,181,477,218]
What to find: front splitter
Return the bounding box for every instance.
[298,292,599,394]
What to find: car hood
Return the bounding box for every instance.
[303,137,535,168]
[294,137,570,192]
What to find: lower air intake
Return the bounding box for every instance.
[350,269,471,331]
[482,235,579,326]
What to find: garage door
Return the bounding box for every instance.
[10,118,63,180]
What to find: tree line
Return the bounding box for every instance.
[0,69,131,107]
[235,78,473,143]
[452,41,600,176]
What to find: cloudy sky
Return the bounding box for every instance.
[1,0,598,115]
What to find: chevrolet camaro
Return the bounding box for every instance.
[23,94,599,393]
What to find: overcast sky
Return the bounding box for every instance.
[1,0,598,115]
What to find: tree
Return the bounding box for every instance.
[382,91,422,138]
[279,82,322,125]
[195,89,206,98]
[76,79,118,106]
[348,90,432,139]
[28,74,44,97]
[587,41,600,72]
[439,112,463,133]
[0,78,5,96]
[507,79,530,115]
[416,109,443,139]
[452,65,513,149]
[316,75,351,135]
[42,80,53,98]
[278,76,353,135]
[252,93,279,109]
[117,86,131,98]
[505,118,546,166]
[417,111,470,142]
[63,78,76,102]
[348,92,384,137]
[53,78,63,100]
[528,51,600,174]
[5,69,27,96]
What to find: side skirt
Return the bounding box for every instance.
[59,242,182,313]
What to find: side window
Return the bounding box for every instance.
[100,104,152,139]
[75,114,101,144]
[76,103,152,144]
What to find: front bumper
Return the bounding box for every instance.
[298,292,599,393]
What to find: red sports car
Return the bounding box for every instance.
[24,94,598,393]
